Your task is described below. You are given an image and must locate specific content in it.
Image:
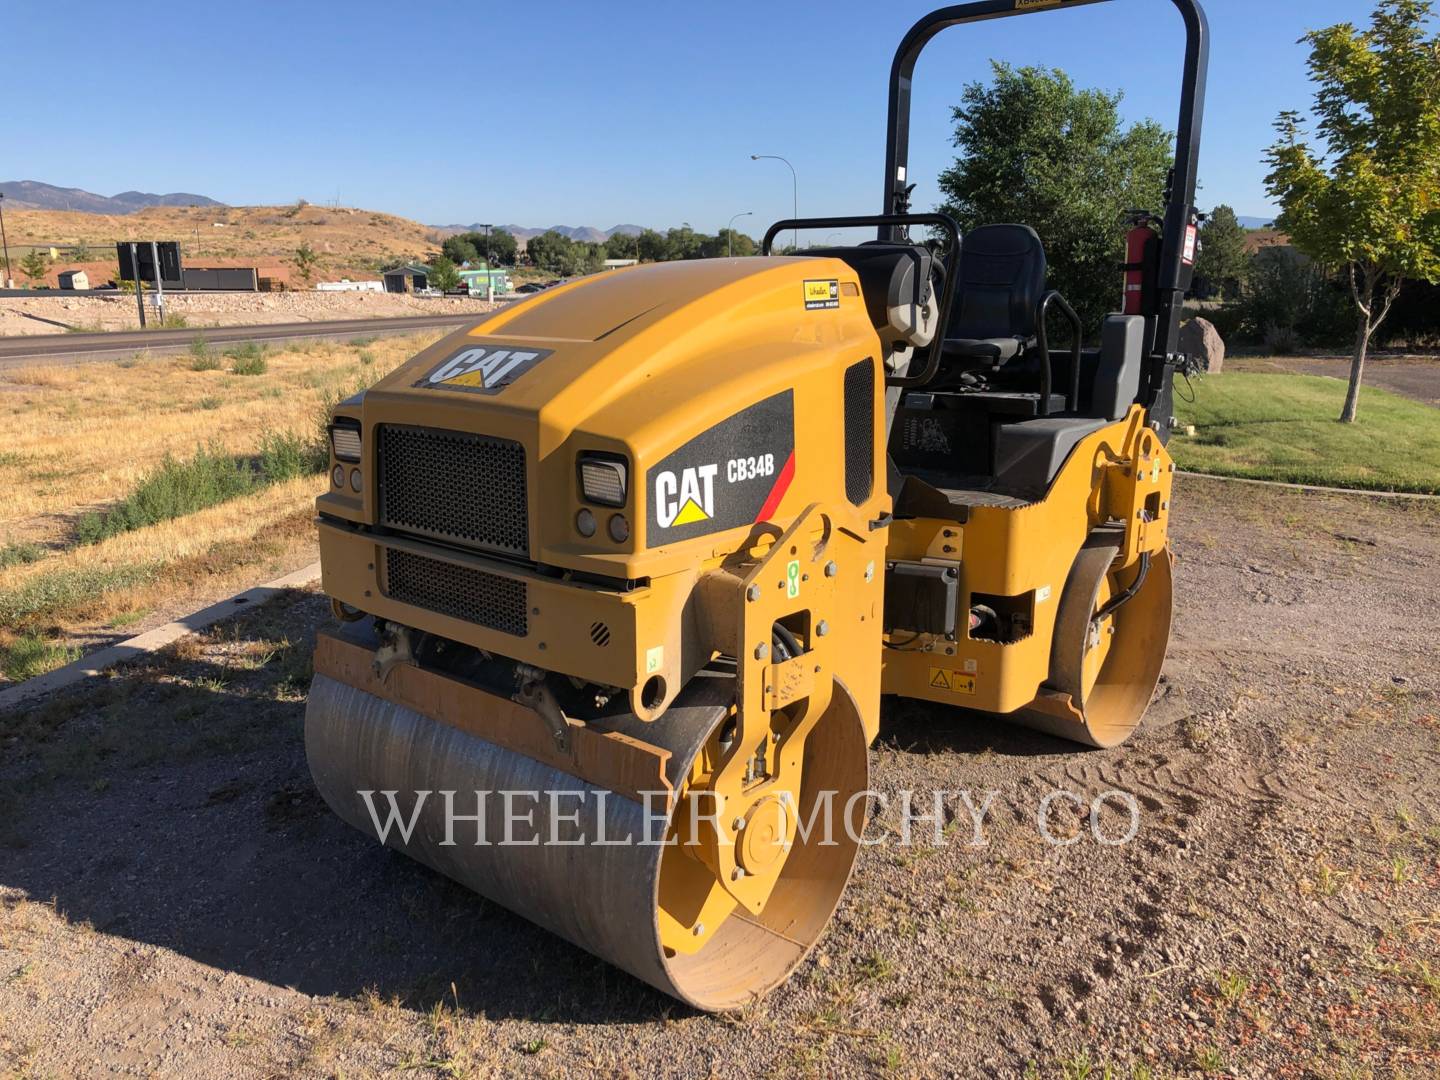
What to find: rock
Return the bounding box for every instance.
[1180,316,1225,373]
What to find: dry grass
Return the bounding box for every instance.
[0,332,440,681]
[0,332,435,538]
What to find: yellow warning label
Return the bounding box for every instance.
[671,497,709,525]
[803,279,840,310]
[928,667,977,695]
[443,370,488,388]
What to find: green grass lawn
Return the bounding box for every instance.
[1171,371,1440,493]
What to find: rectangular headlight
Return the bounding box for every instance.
[578,455,627,507]
[330,420,362,462]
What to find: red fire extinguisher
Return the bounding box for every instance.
[1122,223,1161,317]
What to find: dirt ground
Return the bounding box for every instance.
[1227,355,1440,407]
[0,292,504,337]
[1,476,1437,1079]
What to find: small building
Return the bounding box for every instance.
[383,263,430,293]
[57,270,90,290]
[603,258,638,270]
[457,267,513,295]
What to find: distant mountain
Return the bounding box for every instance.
[1237,215,1276,230]
[431,223,647,244]
[0,180,224,214]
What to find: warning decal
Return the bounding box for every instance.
[928,667,977,695]
[803,279,840,310]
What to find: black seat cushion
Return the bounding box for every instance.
[943,336,1026,363]
[944,224,1047,366]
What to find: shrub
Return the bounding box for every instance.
[198,396,222,410]
[0,541,44,570]
[226,342,268,376]
[75,445,256,545]
[258,429,327,482]
[1239,248,1352,348]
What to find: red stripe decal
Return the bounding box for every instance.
[754,450,796,523]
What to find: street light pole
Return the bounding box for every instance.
[750,154,798,251]
[725,211,753,257]
[0,193,12,290]
[478,224,494,300]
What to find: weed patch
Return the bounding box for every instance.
[0,633,80,682]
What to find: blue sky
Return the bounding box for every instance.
[6,0,1377,235]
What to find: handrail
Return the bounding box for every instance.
[1033,290,1085,417]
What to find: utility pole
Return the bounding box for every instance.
[129,243,146,328]
[0,193,12,289]
[479,224,493,301]
[150,241,166,325]
[750,155,798,251]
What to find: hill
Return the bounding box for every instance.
[0,180,224,214]
[3,203,443,280]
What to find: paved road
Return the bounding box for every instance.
[0,313,481,368]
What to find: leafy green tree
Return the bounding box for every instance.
[636,229,668,263]
[1265,0,1440,423]
[937,62,1173,336]
[293,242,320,285]
[441,235,480,265]
[428,254,461,292]
[20,250,48,285]
[484,229,518,267]
[1195,205,1251,300]
[604,231,639,260]
[527,230,574,273]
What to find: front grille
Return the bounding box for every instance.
[383,547,528,637]
[843,357,875,504]
[377,425,528,556]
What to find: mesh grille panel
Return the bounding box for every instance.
[843,357,875,505]
[383,547,528,637]
[377,425,528,556]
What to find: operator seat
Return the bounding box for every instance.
[943,224,1047,366]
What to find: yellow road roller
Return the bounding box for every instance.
[306,0,1209,1010]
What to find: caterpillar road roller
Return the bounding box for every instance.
[305,0,1209,1011]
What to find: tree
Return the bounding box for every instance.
[527,230,573,273]
[20,250,48,285]
[1194,205,1251,300]
[937,62,1173,336]
[293,243,320,285]
[604,231,639,261]
[1266,0,1440,423]
[428,254,461,292]
[441,235,480,265]
[485,229,518,267]
[636,229,668,263]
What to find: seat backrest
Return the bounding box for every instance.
[948,224,1047,341]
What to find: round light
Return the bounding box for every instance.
[576,508,596,537]
[332,465,345,487]
[608,513,630,543]
[349,468,363,492]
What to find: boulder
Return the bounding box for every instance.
[1180,317,1225,373]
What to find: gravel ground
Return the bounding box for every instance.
[0,292,505,337]
[1,476,1437,1079]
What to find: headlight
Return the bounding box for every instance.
[330,419,362,463]
[578,454,628,507]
